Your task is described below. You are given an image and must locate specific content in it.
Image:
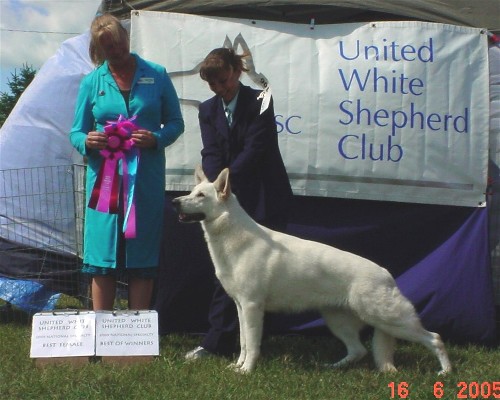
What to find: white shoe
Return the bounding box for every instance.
[185,346,212,361]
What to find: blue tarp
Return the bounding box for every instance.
[0,277,60,314]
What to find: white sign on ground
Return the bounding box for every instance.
[30,311,95,358]
[95,310,159,357]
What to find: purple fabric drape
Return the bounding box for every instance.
[397,207,496,344]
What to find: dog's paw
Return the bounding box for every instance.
[227,363,241,372]
[438,367,452,376]
[234,358,245,368]
[238,364,253,374]
[324,362,347,369]
[325,358,353,369]
[227,363,251,374]
[379,363,398,373]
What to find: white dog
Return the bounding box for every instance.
[172,166,452,374]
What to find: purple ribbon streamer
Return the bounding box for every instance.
[88,115,140,238]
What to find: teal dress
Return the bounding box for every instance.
[70,54,184,270]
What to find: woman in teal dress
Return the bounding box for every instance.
[70,14,184,310]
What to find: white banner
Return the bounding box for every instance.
[131,11,489,207]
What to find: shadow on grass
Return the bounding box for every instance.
[0,303,31,325]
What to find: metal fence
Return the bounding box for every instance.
[0,164,88,316]
[0,163,499,323]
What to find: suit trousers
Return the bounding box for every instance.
[200,279,239,356]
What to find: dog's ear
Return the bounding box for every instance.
[194,165,207,184]
[214,168,231,200]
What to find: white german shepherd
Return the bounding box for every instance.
[172,166,451,374]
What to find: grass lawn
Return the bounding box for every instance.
[1,304,499,400]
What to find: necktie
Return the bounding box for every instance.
[225,107,232,126]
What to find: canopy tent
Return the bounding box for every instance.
[103,0,498,344]
[101,0,500,32]
[0,1,498,344]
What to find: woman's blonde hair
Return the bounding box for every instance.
[89,14,129,66]
[199,48,249,81]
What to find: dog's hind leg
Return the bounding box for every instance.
[321,309,368,368]
[375,315,452,375]
[421,332,451,375]
[372,328,397,372]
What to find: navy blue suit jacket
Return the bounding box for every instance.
[199,83,292,227]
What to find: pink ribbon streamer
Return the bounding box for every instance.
[88,115,140,239]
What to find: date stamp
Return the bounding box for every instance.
[388,381,500,399]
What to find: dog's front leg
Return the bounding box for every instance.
[237,301,264,373]
[233,300,246,368]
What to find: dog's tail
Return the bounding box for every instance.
[372,329,397,372]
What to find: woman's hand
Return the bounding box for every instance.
[132,129,157,148]
[85,131,108,150]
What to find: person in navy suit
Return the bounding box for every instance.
[185,47,293,360]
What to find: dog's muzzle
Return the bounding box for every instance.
[171,198,206,223]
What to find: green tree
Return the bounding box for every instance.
[0,64,37,127]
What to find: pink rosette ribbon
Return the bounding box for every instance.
[88,115,140,239]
